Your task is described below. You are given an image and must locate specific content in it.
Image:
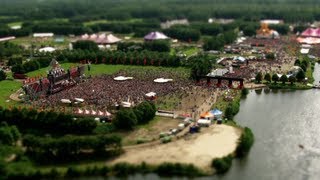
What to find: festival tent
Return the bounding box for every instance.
[154,78,173,83]
[145,92,156,97]
[210,109,223,119]
[200,112,214,121]
[296,37,320,44]
[233,56,246,62]
[80,33,122,44]
[39,47,56,53]
[300,48,310,54]
[75,98,84,103]
[114,76,133,81]
[301,28,320,37]
[144,31,169,41]
[61,99,71,104]
[121,102,132,108]
[105,34,122,44]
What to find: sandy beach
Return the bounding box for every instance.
[111,124,242,171]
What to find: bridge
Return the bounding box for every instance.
[197,75,244,89]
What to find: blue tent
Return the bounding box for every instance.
[210,109,223,118]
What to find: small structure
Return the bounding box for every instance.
[256,23,279,39]
[113,76,133,81]
[260,19,284,25]
[197,119,211,127]
[0,36,15,42]
[145,92,157,100]
[200,112,214,121]
[154,78,173,83]
[144,31,169,41]
[33,33,54,38]
[80,33,121,44]
[160,19,189,29]
[39,47,56,53]
[210,109,223,119]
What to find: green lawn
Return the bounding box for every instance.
[7,21,22,27]
[83,18,143,26]
[11,36,71,49]
[0,80,22,108]
[182,47,200,57]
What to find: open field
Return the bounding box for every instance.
[83,18,143,26]
[0,80,22,107]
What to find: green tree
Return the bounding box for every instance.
[272,74,279,84]
[288,75,296,85]
[236,127,254,157]
[0,70,6,81]
[73,40,99,52]
[190,55,213,79]
[264,73,271,83]
[280,75,288,84]
[243,25,256,36]
[296,70,305,82]
[294,59,301,66]
[113,109,138,130]
[224,104,234,120]
[203,35,225,51]
[255,72,263,83]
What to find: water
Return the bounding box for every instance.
[97,63,320,180]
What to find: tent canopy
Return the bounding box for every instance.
[81,33,122,44]
[210,109,222,116]
[39,47,55,52]
[144,31,169,40]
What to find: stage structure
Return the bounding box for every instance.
[22,59,86,100]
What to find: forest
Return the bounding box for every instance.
[0,0,319,23]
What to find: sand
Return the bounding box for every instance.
[111,124,242,170]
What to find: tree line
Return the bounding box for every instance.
[56,49,181,67]
[0,107,97,135]
[1,0,320,23]
[23,134,122,164]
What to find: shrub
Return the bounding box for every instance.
[241,88,249,97]
[0,70,7,81]
[211,155,233,174]
[236,127,254,157]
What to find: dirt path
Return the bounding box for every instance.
[111,124,242,171]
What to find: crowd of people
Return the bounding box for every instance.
[32,69,192,109]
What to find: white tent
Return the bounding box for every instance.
[33,33,54,38]
[75,98,84,103]
[114,76,133,81]
[300,48,310,54]
[61,99,71,104]
[121,102,131,108]
[154,78,173,83]
[145,92,157,97]
[39,47,56,53]
[233,56,246,62]
[144,31,169,40]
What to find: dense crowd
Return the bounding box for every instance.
[33,69,191,109]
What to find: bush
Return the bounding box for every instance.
[211,155,233,174]
[73,40,99,52]
[156,162,204,177]
[241,88,249,97]
[236,127,254,157]
[0,70,6,81]
[113,109,138,130]
[144,40,170,52]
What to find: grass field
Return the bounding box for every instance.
[0,80,22,107]
[11,36,71,49]
[7,21,22,27]
[83,18,143,26]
